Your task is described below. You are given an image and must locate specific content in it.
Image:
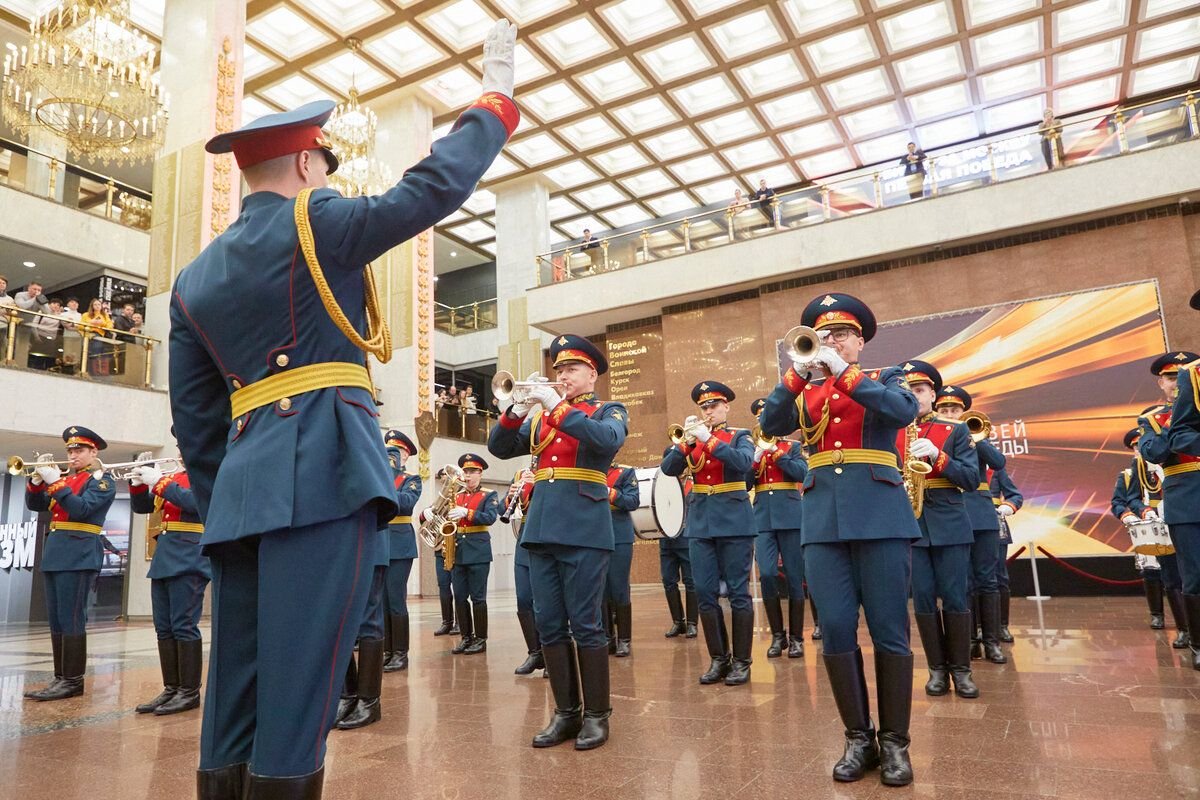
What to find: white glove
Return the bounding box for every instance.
[529,382,564,412]
[36,465,62,485]
[1149,463,1165,480]
[520,469,535,483]
[815,345,849,377]
[693,425,712,444]
[481,19,517,97]
[420,508,433,523]
[505,397,532,420]
[137,466,163,488]
[997,503,1014,518]
[447,507,469,521]
[1121,513,1139,525]
[909,438,939,461]
[761,440,777,454]
[753,447,766,464]
[1143,508,1160,521]
[130,472,144,487]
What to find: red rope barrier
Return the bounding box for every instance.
[1005,545,1026,563]
[1034,546,1142,586]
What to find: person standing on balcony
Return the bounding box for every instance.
[900,143,927,200]
[27,296,64,371]
[80,298,114,376]
[754,179,776,224]
[1039,108,1065,169]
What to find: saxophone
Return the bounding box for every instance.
[903,421,933,518]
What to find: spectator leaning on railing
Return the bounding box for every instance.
[27,296,64,371]
[80,297,114,375]
[113,303,139,342]
[14,281,49,315]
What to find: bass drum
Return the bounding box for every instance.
[631,467,686,540]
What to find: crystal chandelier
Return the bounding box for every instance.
[1,0,169,166]
[325,38,392,197]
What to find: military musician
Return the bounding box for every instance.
[383,430,422,672]
[506,466,543,675]
[22,426,116,703]
[436,454,498,655]
[487,334,627,750]
[605,463,640,657]
[659,475,697,639]
[760,293,919,787]
[989,466,1024,642]
[661,381,756,687]
[748,397,809,659]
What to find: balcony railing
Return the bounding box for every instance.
[535,90,1200,286]
[436,403,497,443]
[434,298,498,335]
[2,306,159,388]
[0,137,153,231]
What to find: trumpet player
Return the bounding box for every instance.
[759,293,920,787]
[487,334,627,750]
[128,440,211,716]
[506,466,543,675]
[22,426,116,702]
[383,431,422,672]
[662,381,756,687]
[934,386,1008,664]
[896,361,979,700]
[604,463,640,657]
[748,398,809,659]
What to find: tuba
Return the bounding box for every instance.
[419,464,466,559]
[903,422,933,518]
[962,410,992,443]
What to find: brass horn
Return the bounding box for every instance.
[962,411,992,443]
[491,370,565,404]
[783,325,823,363]
[751,424,777,450]
[7,454,71,477]
[668,416,708,446]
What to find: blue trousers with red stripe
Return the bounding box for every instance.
[199,508,375,778]
[43,570,97,635]
[150,574,209,640]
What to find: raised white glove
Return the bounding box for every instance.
[997,503,1015,518]
[1143,508,1160,521]
[481,19,517,98]
[693,424,712,444]
[447,507,469,521]
[1121,513,1139,525]
[909,438,939,461]
[529,383,564,411]
[815,345,849,377]
[36,465,62,485]
[137,466,163,488]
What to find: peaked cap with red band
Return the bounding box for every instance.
[62,425,107,451]
[935,385,972,411]
[692,380,735,406]
[550,333,608,375]
[384,429,416,456]
[1150,350,1200,377]
[458,453,489,471]
[899,359,943,394]
[800,292,877,342]
[205,100,340,174]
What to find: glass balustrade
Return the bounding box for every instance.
[433,298,498,334]
[1,306,159,388]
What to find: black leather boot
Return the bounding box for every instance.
[1145,580,1165,629]
[943,611,979,699]
[155,638,202,715]
[980,593,1007,664]
[684,590,699,638]
[614,603,632,657]
[27,632,65,699]
[787,597,805,657]
[575,645,611,750]
[823,649,878,782]
[914,613,948,696]
[663,587,686,637]
[763,595,787,658]
[533,643,582,747]
[698,609,731,684]
[515,609,545,674]
[244,767,324,799]
[463,601,488,654]
[434,593,454,636]
[603,601,616,654]
[875,651,915,787]
[137,637,179,713]
[809,595,822,640]
[999,587,1015,642]
[970,593,983,660]
[338,638,383,729]
[451,599,474,654]
[196,763,247,800]
[725,608,754,685]
[1185,594,1200,671]
[384,613,409,672]
[1167,590,1190,649]
[36,633,85,701]
[336,654,357,724]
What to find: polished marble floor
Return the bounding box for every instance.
[2,586,1198,799]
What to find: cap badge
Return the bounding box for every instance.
[558,336,568,345]
[820,295,837,307]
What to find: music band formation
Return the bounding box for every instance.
[13,18,1200,800]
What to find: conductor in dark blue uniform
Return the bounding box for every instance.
[129,450,211,716]
[604,463,640,657]
[22,426,116,703]
[748,397,809,659]
[760,293,920,787]
[168,20,520,798]
[382,431,421,671]
[445,453,500,655]
[662,382,756,686]
[896,361,979,700]
[488,334,627,750]
[934,385,1008,664]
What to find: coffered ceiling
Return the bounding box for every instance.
[3,0,1198,261]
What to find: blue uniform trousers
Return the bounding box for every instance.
[515,561,534,614]
[755,529,805,601]
[689,537,754,614]
[357,565,387,640]
[1170,522,1200,594]
[199,509,374,778]
[969,529,1000,595]
[151,574,209,640]
[996,537,1010,590]
[660,545,694,591]
[529,544,610,649]
[1144,553,1182,591]
[451,563,490,604]
[605,542,633,606]
[44,570,97,635]
[804,539,912,657]
[911,544,971,615]
[386,558,413,616]
[435,552,453,604]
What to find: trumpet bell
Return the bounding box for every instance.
[962,411,992,443]
[783,325,822,363]
[6,454,69,477]
[491,370,517,402]
[6,456,25,476]
[751,424,776,450]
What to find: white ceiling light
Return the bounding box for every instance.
[698,109,762,145]
[979,60,1045,102]
[825,68,892,110]
[619,168,677,196]
[682,0,741,16]
[907,82,972,122]
[758,89,825,128]
[506,133,569,167]
[573,183,629,209]
[1054,74,1120,113]
[363,25,444,76]
[543,160,601,189]
[693,180,740,205]
[557,116,622,150]
[303,0,390,35]
[612,96,680,133]
[916,114,978,148]
[534,16,614,67]
[1142,0,1200,21]
[1053,0,1128,46]
[1055,38,1125,83]
[547,195,583,220]
[522,82,589,122]
[840,102,904,138]
[782,0,861,36]
[1130,54,1200,95]
[670,75,741,115]
[491,0,573,26]
[591,144,650,174]
[309,52,389,95]
[421,0,495,52]
[855,132,914,165]
[420,66,482,108]
[804,27,878,75]
[576,60,649,104]
[707,9,783,60]
[481,153,520,181]
[982,94,1046,132]
[242,43,278,81]
[1135,16,1200,62]
[879,1,956,54]
[668,154,726,183]
[750,163,798,188]
[261,75,333,109]
[247,7,335,60]
[646,191,697,216]
[892,44,964,90]
[641,127,705,159]
[780,121,842,155]
[601,204,654,228]
[972,20,1043,69]
[558,216,605,238]
[964,0,1039,27]
[734,53,807,97]
[601,0,684,43]
[799,148,856,178]
[241,97,277,126]
[22,260,36,267]
[447,219,496,243]
[638,36,715,83]
[462,190,497,214]
[723,139,782,169]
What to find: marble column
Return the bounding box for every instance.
[493,174,555,378]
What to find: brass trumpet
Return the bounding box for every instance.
[491,370,566,405]
[668,416,708,445]
[782,325,823,364]
[6,454,70,477]
[105,457,183,480]
[962,411,992,443]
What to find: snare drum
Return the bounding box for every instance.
[1127,519,1175,556]
[631,467,685,540]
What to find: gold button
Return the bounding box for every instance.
[551,456,558,462]
[236,419,244,431]
[833,417,841,423]
[834,441,842,447]
[834,467,843,475]
[831,450,845,464]
[276,353,289,367]
[278,398,292,411]
[832,393,840,400]
[231,379,242,389]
